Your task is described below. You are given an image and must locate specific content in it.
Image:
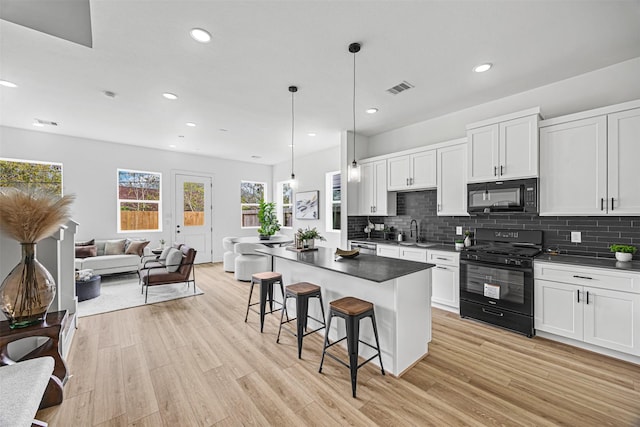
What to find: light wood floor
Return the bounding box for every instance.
[38,263,640,426]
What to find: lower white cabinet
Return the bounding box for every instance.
[427,250,460,311]
[377,244,399,259]
[534,261,640,356]
[376,244,428,263]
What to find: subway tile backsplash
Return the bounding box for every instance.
[348,190,640,259]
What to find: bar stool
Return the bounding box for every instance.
[276,282,326,359]
[244,272,285,332]
[318,296,385,398]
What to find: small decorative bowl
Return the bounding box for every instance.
[335,248,360,259]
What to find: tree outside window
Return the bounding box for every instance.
[183,181,205,226]
[0,158,63,196]
[241,181,266,227]
[326,171,341,231]
[277,181,293,228]
[117,169,162,232]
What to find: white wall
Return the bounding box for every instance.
[272,143,343,250]
[366,56,640,157]
[0,126,272,262]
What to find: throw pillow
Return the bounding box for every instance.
[159,246,172,262]
[165,248,184,273]
[104,239,127,255]
[75,239,95,246]
[171,242,183,250]
[75,245,97,258]
[125,240,150,257]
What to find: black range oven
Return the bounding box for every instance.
[459,229,542,337]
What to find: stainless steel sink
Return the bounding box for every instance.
[416,242,436,248]
[399,242,416,246]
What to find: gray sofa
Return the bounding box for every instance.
[75,239,149,275]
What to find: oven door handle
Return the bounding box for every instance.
[482,307,504,317]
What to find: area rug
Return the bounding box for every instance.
[77,273,203,317]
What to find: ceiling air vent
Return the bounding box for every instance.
[386,80,415,95]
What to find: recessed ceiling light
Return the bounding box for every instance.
[162,92,178,100]
[366,108,378,114]
[0,80,18,88]
[169,144,176,148]
[473,63,492,73]
[186,122,196,127]
[307,132,316,137]
[190,28,211,43]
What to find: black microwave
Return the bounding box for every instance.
[467,178,538,214]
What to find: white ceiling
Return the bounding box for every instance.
[1,1,640,165]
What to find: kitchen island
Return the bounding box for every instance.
[256,246,434,376]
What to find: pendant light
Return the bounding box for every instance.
[289,85,298,189]
[347,42,361,183]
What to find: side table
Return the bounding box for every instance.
[0,310,68,409]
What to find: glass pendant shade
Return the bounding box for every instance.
[348,161,361,183]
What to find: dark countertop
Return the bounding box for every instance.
[535,254,640,273]
[257,246,434,283]
[349,238,461,253]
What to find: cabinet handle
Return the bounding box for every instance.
[436,257,449,261]
[576,290,580,303]
[573,275,593,280]
[373,206,377,213]
[436,266,448,270]
[411,177,414,185]
[600,198,604,211]
[500,165,504,176]
[494,166,497,176]
[406,178,409,186]
[611,197,614,211]
[586,291,590,305]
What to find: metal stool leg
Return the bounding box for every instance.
[276,293,289,343]
[296,295,309,359]
[370,311,385,376]
[318,311,333,373]
[346,313,360,398]
[259,280,269,332]
[244,280,256,323]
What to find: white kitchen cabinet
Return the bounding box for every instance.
[436,142,468,216]
[399,246,427,263]
[387,149,436,191]
[467,109,540,183]
[534,261,640,357]
[427,250,460,311]
[358,160,397,216]
[540,102,640,216]
[377,244,399,259]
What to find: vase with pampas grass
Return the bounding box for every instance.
[0,189,74,328]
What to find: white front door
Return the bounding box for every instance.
[175,174,212,263]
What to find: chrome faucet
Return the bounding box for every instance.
[410,219,419,242]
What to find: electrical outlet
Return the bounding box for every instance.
[456,226,463,235]
[571,231,582,243]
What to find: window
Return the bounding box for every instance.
[0,157,63,196]
[325,171,341,231]
[240,181,265,228]
[117,169,162,232]
[277,181,293,228]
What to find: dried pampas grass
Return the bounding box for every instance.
[0,189,74,243]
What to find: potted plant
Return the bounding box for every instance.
[454,239,465,251]
[296,226,326,249]
[609,244,637,262]
[463,230,472,248]
[159,238,166,249]
[257,199,280,240]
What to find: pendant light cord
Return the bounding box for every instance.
[291,89,295,179]
[352,48,356,164]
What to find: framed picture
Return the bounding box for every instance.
[295,190,319,219]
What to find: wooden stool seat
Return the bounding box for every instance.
[329,296,373,316]
[319,296,384,398]
[277,282,326,359]
[286,282,321,296]
[244,272,285,333]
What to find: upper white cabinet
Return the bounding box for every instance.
[540,101,640,216]
[437,140,468,216]
[467,108,540,182]
[358,160,397,216]
[387,149,437,191]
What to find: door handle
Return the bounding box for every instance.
[436,266,448,270]
[500,165,504,175]
[600,198,604,211]
[573,275,593,280]
[576,290,580,303]
[611,197,614,211]
[586,291,590,305]
[494,166,497,176]
[406,178,409,186]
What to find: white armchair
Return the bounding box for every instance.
[222,237,238,272]
[234,242,269,281]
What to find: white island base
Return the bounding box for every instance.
[273,256,432,377]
